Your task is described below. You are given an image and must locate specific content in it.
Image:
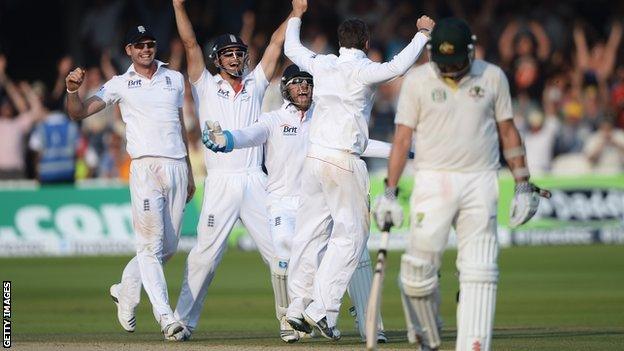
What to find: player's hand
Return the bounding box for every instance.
[372,185,403,231]
[172,0,186,6]
[509,182,551,228]
[66,67,85,92]
[201,121,234,153]
[292,0,307,17]
[186,170,196,203]
[416,15,435,34]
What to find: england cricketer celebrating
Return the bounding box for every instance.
[202,64,394,343]
[373,18,550,351]
[171,0,295,341]
[65,25,195,340]
[281,0,435,340]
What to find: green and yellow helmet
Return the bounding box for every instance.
[428,18,476,78]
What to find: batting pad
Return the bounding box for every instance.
[400,254,441,349]
[347,249,384,338]
[456,234,499,351]
[271,258,290,320]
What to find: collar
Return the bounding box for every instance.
[428,60,486,85]
[282,100,313,121]
[126,60,168,77]
[338,47,367,60]
[213,70,252,85]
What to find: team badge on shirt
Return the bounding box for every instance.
[431,88,447,103]
[468,86,485,100]
[163,76,176,91]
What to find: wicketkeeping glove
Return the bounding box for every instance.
[202,121,234,153]
[509,181,551,228]
[372,185,403,231]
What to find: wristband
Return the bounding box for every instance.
[66,88,79,94]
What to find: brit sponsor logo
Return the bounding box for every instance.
[281,124,297,136]
[217,88,230,99]
[128,79,142,89]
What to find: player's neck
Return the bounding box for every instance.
[220,71,243,91]
[133,61,158,79]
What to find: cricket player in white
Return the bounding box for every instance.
[172,0,297,341]
[203,64,398,343]
[373,18,549,351]
[281,0,435,340]
[65,25,195,340]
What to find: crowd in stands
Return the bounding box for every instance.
[1,0,623,185]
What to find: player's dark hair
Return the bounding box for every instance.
[337,19,369,50]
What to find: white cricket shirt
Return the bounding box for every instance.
[95,60,186,159]
[284,17,428,156]
[191,65,269,171]
[229,102,391,197]
[395,60,513,172]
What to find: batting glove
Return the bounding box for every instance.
[373,184,403,231]
[202,121,234,153]
[509,181,551,228]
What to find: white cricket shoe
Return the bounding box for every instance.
[165,325,192,341]
[280,316,300,343]
[162,321,184,340]
[109,284,136,332]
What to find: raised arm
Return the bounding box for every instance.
[65,67,107,121]
[357,16,434,85]
[599,21,623,80]
[172,0,206,83]
[284,0,320,74]
[0,55,28,114]
[259,9,296,80]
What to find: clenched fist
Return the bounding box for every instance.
[416,15,435,33]
[65,67,85,93]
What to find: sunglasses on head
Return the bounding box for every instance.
[133,41,156,49]
[220,50,246,58]
[289,77,313,86]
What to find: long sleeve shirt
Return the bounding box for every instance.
[283,17,428,156]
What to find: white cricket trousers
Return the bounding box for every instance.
[407,170,499,351]
[175,168,275,329]
[287,145,370,328]
[121,156,188,326]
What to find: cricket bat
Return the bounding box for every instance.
[365,224,391,350]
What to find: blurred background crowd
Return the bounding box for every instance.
[1,0,624,185]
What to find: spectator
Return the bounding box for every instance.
[28,86,80,185]
[522,109,559,175]
[584,118,624,174]
[0,55,44,179]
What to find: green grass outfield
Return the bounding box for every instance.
[2,245,623,350]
